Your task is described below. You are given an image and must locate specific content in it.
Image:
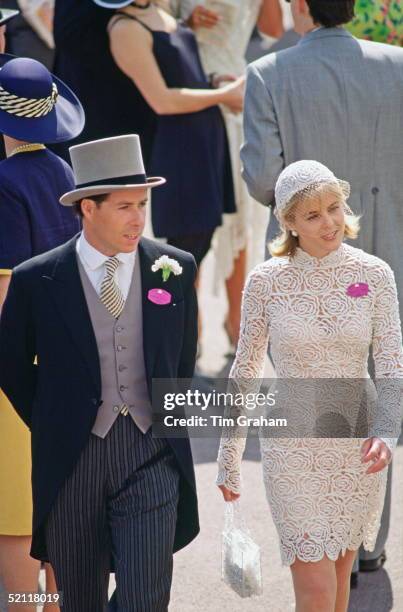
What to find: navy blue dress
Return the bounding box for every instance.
[0,149,80,269]
[117,16,235,239]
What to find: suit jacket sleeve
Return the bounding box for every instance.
[241,62,285,206]
[178,256,198,380]
[0,269,37,428]
[0,181,32,269]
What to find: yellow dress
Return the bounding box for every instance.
[0,269,33,535]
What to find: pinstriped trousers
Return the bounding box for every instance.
[45,415,180,612]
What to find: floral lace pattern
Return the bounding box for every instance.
[217,243,403,565]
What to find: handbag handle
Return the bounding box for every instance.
[224,500,248,533]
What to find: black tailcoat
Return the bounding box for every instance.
[0,235,199,560]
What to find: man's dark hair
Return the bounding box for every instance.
[306,0,355,28]
[73,193,109,218]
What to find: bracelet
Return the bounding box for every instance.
[208,73,218,89]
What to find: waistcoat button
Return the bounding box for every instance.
[113,405,120,413]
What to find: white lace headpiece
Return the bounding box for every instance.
[275,160,350,215]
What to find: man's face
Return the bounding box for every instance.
[81,188,148,256]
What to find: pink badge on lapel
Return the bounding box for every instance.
[346,282,369,298]
[148,288,172,305]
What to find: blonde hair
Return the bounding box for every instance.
[269,183,360,258]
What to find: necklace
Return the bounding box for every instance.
[9,143,46,157]
[130,1,151,9]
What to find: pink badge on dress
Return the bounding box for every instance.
[346,282,370,298]
[148,288,172,305]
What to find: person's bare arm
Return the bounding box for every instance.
[0,274,11,313]
[0,25,6,53]
[257,0,284,39]
[109,19,243,115]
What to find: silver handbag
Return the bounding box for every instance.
[222,501,263,598]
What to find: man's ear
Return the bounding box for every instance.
[80,198,95,219]
[299,0,311,19]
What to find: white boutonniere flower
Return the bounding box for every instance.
[151,255,183,282]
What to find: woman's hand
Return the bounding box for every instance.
[361,437,392,474]
[221,76,245,114]
[187,5,220,30]
[218,484,240,502]
[211,73,236,88]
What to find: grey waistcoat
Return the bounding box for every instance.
[78,257,152,438]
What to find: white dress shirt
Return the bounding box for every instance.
[76,233,136,300]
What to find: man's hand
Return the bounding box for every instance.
[187,5,220,30]
[218,484,240,502]
[361,437,392,474]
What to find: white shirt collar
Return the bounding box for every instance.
[76,232,136,271]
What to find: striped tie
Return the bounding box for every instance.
[100,257,125,318]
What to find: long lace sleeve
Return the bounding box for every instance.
[216,266,271,493]
[371,263,403,450]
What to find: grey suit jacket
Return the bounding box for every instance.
[241,27,403,309]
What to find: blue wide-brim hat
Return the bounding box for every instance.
[0,54,85,143]
[92,0,133,8]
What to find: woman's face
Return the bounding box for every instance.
[287,188,346,258]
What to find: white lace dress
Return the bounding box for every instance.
[217,243,403,565]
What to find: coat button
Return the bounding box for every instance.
[371,187,379,195]
[117,345,123,351]
[113,405,120,413]
[92,398,98,405]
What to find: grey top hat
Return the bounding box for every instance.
[60,134,165,206]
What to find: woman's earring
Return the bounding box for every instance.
[291,230,298,237]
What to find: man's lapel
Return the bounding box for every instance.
[138,238,184,391]
[138,238,163,388]
[41,236,101,395]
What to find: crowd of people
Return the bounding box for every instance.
[0,1,402,611]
